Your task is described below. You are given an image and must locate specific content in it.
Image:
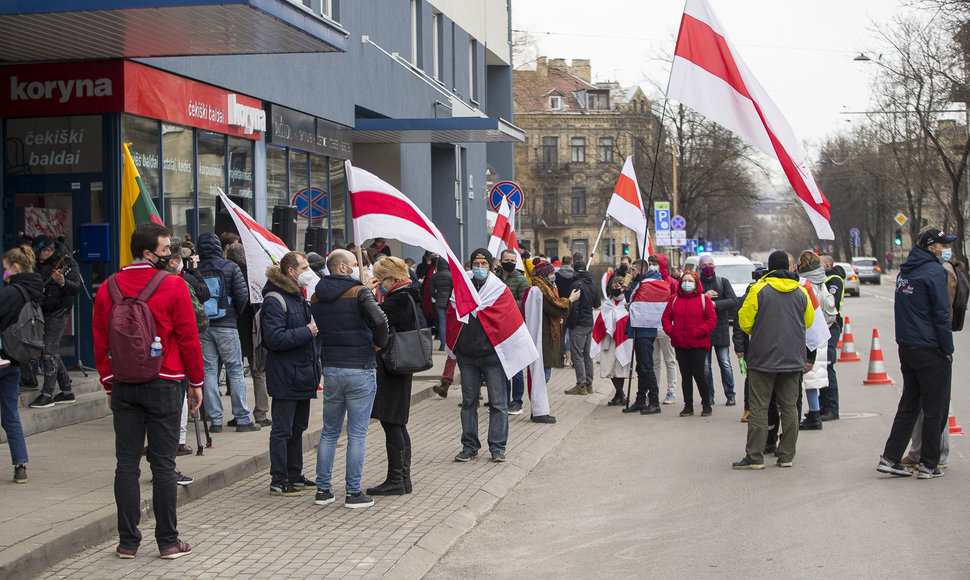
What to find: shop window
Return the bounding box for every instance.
[4,115,103,177]
[122,114,161,213]
[197,131,226,236]
[266,146,288,215]
[227,136,254,215]
[162,123,195,240]
[310,153,330,230]
[329,158,347,250]
[290,151,310,251]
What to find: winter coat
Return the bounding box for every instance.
[698,272,739,347]
[431,260,454,308]
[738,270,815,373]
[35,243,81,314]
[499,267,530,305]
[233,261,254,359]
[261,266,320,400]
[312,275,389,368]
[555,266,576,298]
[196,232,249,328]
[0,272,45,364]
[894,246,953,354]
[802,335,829,390]
[565,270,600,329]
[373,285,421,425]
[662,272,717,350]
[533,276,571,368]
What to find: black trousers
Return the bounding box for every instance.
[676,347,710,407]
[113,379,182,550]
[633,336,658,405]
[819,322,841,414]
[269,398,311,484]
[380,421,411,450]
[883,346,952,469]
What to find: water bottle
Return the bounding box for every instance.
[150,336,162,358]
[738,356,747,376]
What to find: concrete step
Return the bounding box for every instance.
[16,368,104,408]
[2,389,110,444]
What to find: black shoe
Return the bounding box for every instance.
[52,392,76,404]
[257,418,273,427]
[607,393,628,406]
[732,457,765,470]
[175,471,194,486]
[433,383,450,398]
[876,456,913,477]
[622,400,647,413]
[236,422,261,432]
[28,394,54,409]
[13,464,27,484]
[209,424,223,433]
[531,414,557,424]
[227,418,238,427]
[315,489,336,505]
[344,492,374,509]
[701,405,713,417]
[763,442,777,455]
[680,406,694,417]
[291,475,315,489]
[640,403,661,415]
[799,411,823,430]
[366,478,406,496]
[725,396,736,406]
[454,449,478,462]
[270,482,301,497]
[819,410,839,421]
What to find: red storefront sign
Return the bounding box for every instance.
[0,60,264,140]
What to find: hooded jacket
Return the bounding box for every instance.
[0,272,44,364]
[738,270,815,373]
[698,267,739,348]
[312,274,389,368]
[565,269,600,329]
[498,266,530,304]
[431,259,454,307]
[662,271,717,349]
[36,242,81,314]
[196,232,249,328]
[895,246,953,354]
[260,266,320,399]
[555,265,575,298]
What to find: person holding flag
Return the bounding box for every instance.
[622,260,671,415]
[590,274,633,407]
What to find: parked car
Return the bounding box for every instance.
[851,256,882,285]
[683,253,756,297]
[835,262,860,297]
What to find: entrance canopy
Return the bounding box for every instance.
[353,117,525,144]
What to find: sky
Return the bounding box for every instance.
[511,0,925,175]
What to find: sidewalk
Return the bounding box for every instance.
[3,354,604,579]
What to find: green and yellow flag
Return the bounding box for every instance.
[120,142,164,266]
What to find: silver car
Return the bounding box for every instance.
[851,257,882,285]
[835,262,860,297]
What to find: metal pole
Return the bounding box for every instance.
[672,141,679,265]
[588,218,609,267]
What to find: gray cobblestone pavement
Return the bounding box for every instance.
[36,366,600,579]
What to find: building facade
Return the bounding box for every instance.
[512,56,659,264]
[0,0,521,366]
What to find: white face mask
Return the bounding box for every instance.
[173,261,184,275]
[350,266,360,280]
[297,270,315,288]
[647,265,659,273]
[681,280,697,293]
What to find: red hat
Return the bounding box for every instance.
[533,259,555,279]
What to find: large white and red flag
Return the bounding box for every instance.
[522,287,551,416]
[445,271,539,379]
[606,156,654,257]
[347,161,480,318]
[589,298,633,367]
[628,277,673,329]
[666,0,834,240]
[487,196,524,270]
[218,190,293,304]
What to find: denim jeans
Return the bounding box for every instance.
[315,367,376,494]
[436,307,448,350]
[508,370,524,406]
[457,352,508,455]
[0,366,28,465]
[112,379,182,551]
[270,398,310,484]
[40,309,72,397]
[544,367,552,382]
[705,344,736,401]
[200,327,252,425]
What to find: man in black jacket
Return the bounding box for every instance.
[819,253,845,421]
[565,254,601,395]
[27,235,81,408]
[697,255,739,406]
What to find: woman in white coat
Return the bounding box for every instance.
[797,251,838,430]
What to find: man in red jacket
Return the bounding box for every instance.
[93,222,204,560]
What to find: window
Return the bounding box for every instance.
[410,0,419,66]
[266,146,288,213]
[544,240,559,259]
[542,189,557,216]
[571,188,586,215]
[548,95,562,110]
[571,239,588,258]
[571,137,586,163]
[329,157,346,250]
[602,238,616,262]
[599,137,614,163]
[469,39,478,101]
[587,90,609,110]
[162,123,195,240]
[197,130,226,235]
[541,137,558,170]
[227,136,254,215]
[432,11,442,81]
[122,114,161,215]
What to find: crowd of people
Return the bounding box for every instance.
[0,222,964,560]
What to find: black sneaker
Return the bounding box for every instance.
[227,418,238,427]
[209,424,223,433]
[344,492,374,509]
[490,451,506,462]
[917,465,944,479]
[13,464,27,484]
[454,449,478,462]
[680,406,695,417]
[52,392,76,404]
[28,394,54,409]
[257,418,273,427]
[315,489,335,505]
[876,456,913,477]
[530,414,556,424]
[235,422,261,432]
[175,471,194,486]
[701,406,713,417]
[622,401,647,413]
[291,475,315,489]
[725,396,736,406]
[640,403,661,415]
[732,457,765,470]
[270,482,301,496]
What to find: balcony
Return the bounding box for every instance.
[531,162,571,177]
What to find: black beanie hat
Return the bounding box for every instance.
[33,235,55,254]
[768,250,790,271]
[469,247,493,265]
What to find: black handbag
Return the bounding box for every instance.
[380,294,434,374]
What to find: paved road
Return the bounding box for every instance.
[428,280,970,578]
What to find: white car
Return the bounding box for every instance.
[835,262,860,297]
[683,254,756,297]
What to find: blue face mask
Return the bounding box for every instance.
[472,267,489,280]
[940,248,952,262]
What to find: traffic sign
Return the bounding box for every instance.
[680,238,699,252]
[849,227,860,238]
[653,201,670,210]
[654,208,671,231]
[292,187,329,222]
[671,215,686,231]
[894,213,908,226]
[670,231,686,246]
[489,181,523,212]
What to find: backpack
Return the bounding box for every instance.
[253,292,287,373]
[106,271,168,383]
[952,266,969,332]
[199,262,231,320]
[0,285,45,364]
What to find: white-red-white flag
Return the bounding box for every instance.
[666,0,834,240]
[445,271,539,379]
[522,287,551,416]
[628,277,673,329]
[589,298,633,368]
[801,280,830,350]
[218,190,294,304]
[347,161,480,318]
[606,156,653,256]
[487,196,524,270]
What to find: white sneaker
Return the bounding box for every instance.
[663,390,676,404]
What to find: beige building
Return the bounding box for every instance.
[513,57,661,265]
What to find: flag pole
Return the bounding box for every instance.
[587,217,610,267]
[216,188,280,265]
[641,98,670,259]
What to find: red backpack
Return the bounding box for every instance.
[106,270,168,383]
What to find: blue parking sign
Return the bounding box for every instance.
[654,209,671,231]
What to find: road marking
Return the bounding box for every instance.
[839,412,879,419]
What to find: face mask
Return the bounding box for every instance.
[297,270,315,288]
[349,266,360,280]
[501,262,516,273]
[173,261,184,275]
[472,267,489,280]
[151,251,172,270]
[610,288,624,297]
[681,280,697,293]
[2,271,10,281]
[700,265,715,278]
[647,265,659,273]
[940,248,952,262]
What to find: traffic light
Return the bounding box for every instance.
[697,236,706,252]
[893,228,902,246]
[621,242,630,255]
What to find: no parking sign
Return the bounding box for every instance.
[489,181,523,212]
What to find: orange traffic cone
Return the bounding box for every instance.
[948,398,964,435]
[863,329,893,385]
[838,317,861,362]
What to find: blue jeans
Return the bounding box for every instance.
[0,366,28,465]
[315,367,376,494]
[508,370,524,406]
[436,307,448,350]
[201,327,252,425]
[705,345,736,401]
[457,352,508,455]
[544,367,552,382]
